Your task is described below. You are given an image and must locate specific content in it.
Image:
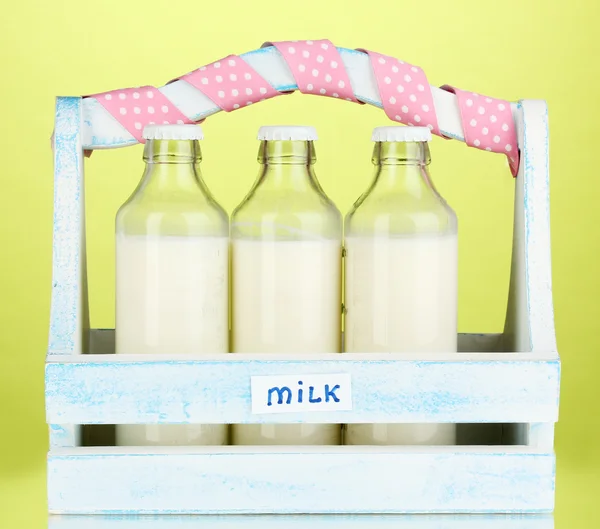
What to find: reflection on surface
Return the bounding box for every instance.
[48,514,554,529]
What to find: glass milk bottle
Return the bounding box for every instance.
[231,126,342,445]
[344,126,458,446]
[115,124,229,446]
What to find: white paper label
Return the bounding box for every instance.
[251,373,352,414]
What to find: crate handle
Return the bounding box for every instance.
[75,40,519,173]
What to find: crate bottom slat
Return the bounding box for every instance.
[48,514,555,529]
[48,446,555,514]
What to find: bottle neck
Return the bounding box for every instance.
[257,140,320,191]
[371,141,434,196]
[142,139,203,190]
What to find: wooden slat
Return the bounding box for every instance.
[47,446,555,514]
[48,513,555,529]
[48,96,86,357]
[48,96,87,448]
[45,349,559,425]
[528,423,555,450]
[504,100,557,355]
[48,424,81,448]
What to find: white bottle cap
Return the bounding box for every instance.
[258,126,318,141]
[143,124,204,140]
[372,126,432,143]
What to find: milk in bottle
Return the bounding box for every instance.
[344,126,458,446]
[115,124,229,446]
[231,126,343,446]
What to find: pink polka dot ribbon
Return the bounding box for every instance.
[359,49,440,135]
[88,86,194,143]
[178,55,280,112]
[83,39,520,175]
[267,40,359,102]
[441,85,519,176]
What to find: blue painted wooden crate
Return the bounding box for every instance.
[46,45,560,515]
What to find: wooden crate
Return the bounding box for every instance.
[46,44,559,515]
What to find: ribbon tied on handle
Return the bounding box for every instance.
[82,39,519,175]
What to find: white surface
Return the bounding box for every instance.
[371,126,432,142]
[528,423,555,450]
[49,97,86,356]
[47,446,555,514]
[142,124,204,140]
[48,97,87,449]
[503,100,557,356]
[257,125,318,141]
[251,373,352,414]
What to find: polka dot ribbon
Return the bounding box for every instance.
[89,86,194,143]
[358,49,441,134]
[360,50,519,176]
[178,55,280,111]
[84,40,520,174]
[441,85,519,175]
[266,40,359,102]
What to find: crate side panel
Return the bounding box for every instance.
[521,101,557,354]
[504,100,557,355]
[49,96,85,356]
[46,356,560,424]
[47,448,555,514]
[528,423,555,450]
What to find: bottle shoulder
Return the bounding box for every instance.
[233,185,341,220]
[116,193,229,237]
[345,190,457,236]
[231,188,342,240]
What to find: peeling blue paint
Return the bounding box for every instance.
[47,450,555,514]
[45,341,560,425]
[48,97,82,356]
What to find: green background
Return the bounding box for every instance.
[0,0,597,525]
